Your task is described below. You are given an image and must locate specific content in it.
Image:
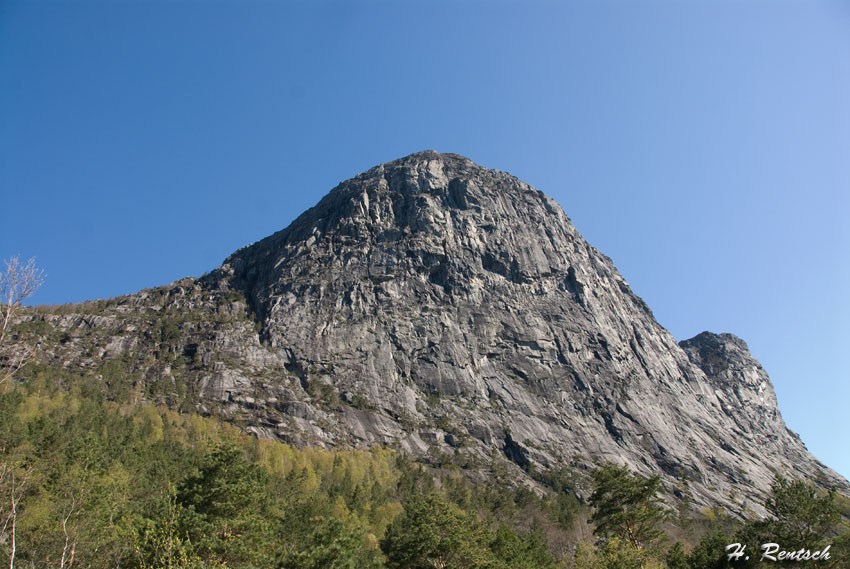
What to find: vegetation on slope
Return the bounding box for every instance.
[1,369,847,569]
[1,262,847,568]
[0,371,577,568]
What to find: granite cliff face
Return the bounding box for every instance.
[13,151,846,515]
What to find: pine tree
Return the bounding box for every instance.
[280,516,382,569]
[588,463,668,550]
[381,493,493,569]
[732,475,843,568]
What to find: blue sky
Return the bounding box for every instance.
[1,0,848,480]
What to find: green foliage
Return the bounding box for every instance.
[664,542,689,569]
[8,319,54,341]
[225,288,246,303]
[347,392,376,411]
[178,441,265,520]
[280,517,383,569]
[425,392,441,408]
[665,530,730,569]
[159,318,183,344]
[176,440,275,566]
[763,475,840,545]
[307,380,340,406]
[552,488,582,530]
[135,484,227,569]
[488,524,561,569]
[0,375,589,569]
[380,492,563,569]
[665,478,848,569]
[381,493,493,569]
[730,475,845,568]
[589,463,668,549]
[574,537,665,569]
[14,347,847,569]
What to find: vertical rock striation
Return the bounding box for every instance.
[205,151,845,513]
[13,151,845,516]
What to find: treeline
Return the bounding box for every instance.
[0,371,577,569]
[577,463,849,568]
[1,371,848,568]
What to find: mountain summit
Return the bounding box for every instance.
[20,152,847,514]
[209,151,844,510]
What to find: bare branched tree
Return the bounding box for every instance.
[0,256,45,385]
[0,462,28,569]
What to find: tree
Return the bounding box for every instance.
[732,475,844,568]
[0,257,43,569]
[0,256,45,385]
[0,461,29,569]
[176,440,272,566]
[487,524,560,569]
[135,484,226,569]
[588,464,668,550]
[665,531,730,569]
[763,475,840,546]
[574,537,665,569]
[381,493,493,569]
[280,517,382,569]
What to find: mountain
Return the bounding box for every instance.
[14,151,846,516]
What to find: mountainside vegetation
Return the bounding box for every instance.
[4,153,848,523]
[3,150,850,568]
[1,367,847,568]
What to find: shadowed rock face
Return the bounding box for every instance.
[205,151,845,513]
[14,151,845,516]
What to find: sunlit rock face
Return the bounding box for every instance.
[210,151,846,514]
[17,151,845,516]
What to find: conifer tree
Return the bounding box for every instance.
[381,493,492,569]
[588,463,667,550]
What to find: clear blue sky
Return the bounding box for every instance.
[2,1,848,480]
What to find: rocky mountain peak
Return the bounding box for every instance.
[18,152,846,518]
[680,331,778,417]
[221,150,648,328]
[680,331,757,377]
[202,153,848,514]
